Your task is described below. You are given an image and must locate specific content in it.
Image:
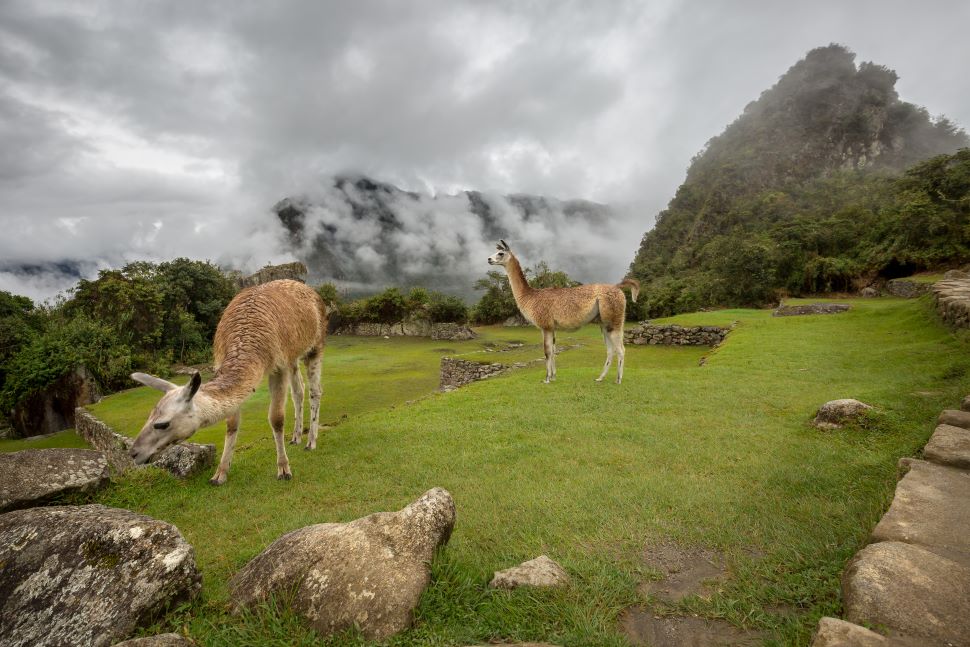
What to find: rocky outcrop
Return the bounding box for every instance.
[0,449,109,513]
[75,407,214,479]
[489,555,570,590]
[774,303,851,316]
[930,278,970,328]
[886,279,931,298]
[813,399,874,430]
[0,504,201,647]
[440,358,508,390]
[624,323,730,346]
[10,365,101,437]
[229,488,456,641]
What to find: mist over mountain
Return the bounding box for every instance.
[274,176,640,298]
[629,44,970,316]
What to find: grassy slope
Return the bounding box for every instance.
[5,297,968,646]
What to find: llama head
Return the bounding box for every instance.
[129,371,203,464]
[487,240,513,266]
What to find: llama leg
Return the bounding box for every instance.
[305,346,324,451]
[612,328,626,384]
[595,325,614,382]
[542,329,555,383]
[268,370,292,480]
[288,363,305,445]
[209,409,240,486]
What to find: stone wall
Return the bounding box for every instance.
[886,278,931,298]
[439,358,508,390]
[624,323,730,346]
[337,320,476,341]
[931,277,970,329]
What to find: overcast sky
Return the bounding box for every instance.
[1,0,968,301]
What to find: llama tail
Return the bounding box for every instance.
[617,278,640,302]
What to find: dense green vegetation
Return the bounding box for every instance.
[629,45,970,318]
[7,297,967,646]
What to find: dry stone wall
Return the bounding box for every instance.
[931,277,970,329]
[624,323,730,346]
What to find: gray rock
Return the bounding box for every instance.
[870,459,970,565]
[112,634,196,646]
[149,442,215,479]
[842,541,970,645]
[939,409,970,430]
[809,617,922,646]
[0,504,201,647]
[813,399,874,429]
[0,449,109,513]
[489,555,570,589]
[923,424,970,470]
[229,487,456,641]
[860,287,879,298]
[774,303,851,316]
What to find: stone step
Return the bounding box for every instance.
[871,459,970,566]
[842,541,970,646]
[940,409,970,429]
[923,424,970,469]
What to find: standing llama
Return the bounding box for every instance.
[128,279,328,484]
[488,240,639,384]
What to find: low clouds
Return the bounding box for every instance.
[1,0,968,301]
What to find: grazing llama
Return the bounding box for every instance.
[487,240,639,384]
[129,279,328,484]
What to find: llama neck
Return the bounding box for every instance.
[194,361,263,427]
[505,256,533,305]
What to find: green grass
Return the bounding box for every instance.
[4,298,969,646]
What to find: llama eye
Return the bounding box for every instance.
[153,421,170,430]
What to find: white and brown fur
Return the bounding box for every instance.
[129,279,328,484]
[488,240,639,384]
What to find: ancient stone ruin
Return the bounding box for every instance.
[624,323,730,346]
[931,276,970,329]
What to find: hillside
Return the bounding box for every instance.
[629,44,969,317]
[274,176,621,297]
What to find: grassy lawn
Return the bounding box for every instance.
[4,297,969,646]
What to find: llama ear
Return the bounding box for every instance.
[131,372,177,393]
[184,372,202,401]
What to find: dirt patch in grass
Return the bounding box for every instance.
[640,541,727,603]
[620,609,763,647]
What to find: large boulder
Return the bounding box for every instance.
[870,459,970,565]
[0,448,109,513]
[813,399,874,430]
[10,366,101,437]
[0,504,201,647]
[489,555,570,590]
[842,541,970,645]
[229,487,456,641]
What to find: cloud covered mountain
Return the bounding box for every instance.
[274,176,641,298]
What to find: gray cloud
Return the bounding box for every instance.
[1,0,968,302]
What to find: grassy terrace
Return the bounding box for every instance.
[3,297,969,646]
